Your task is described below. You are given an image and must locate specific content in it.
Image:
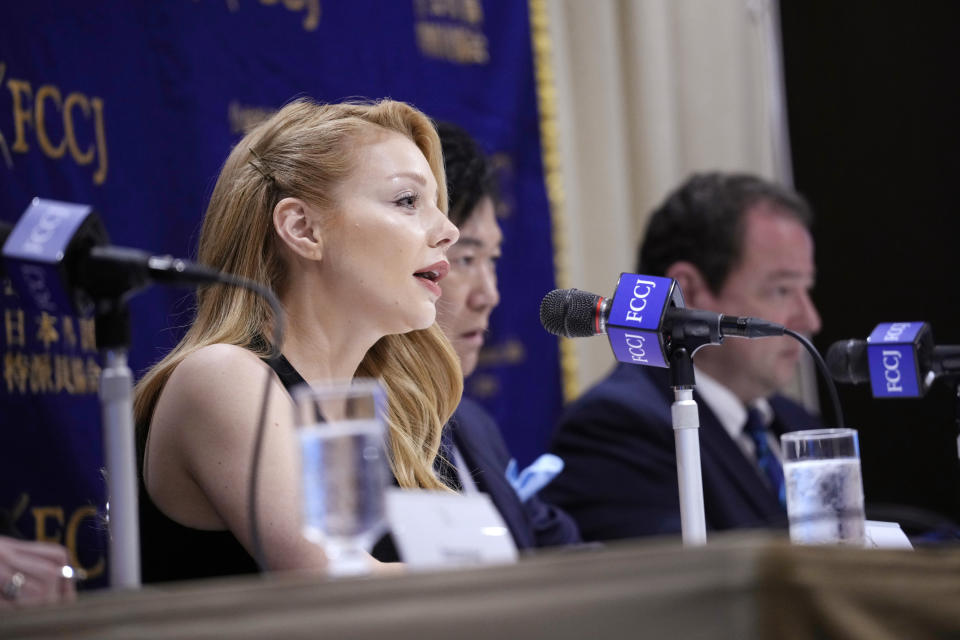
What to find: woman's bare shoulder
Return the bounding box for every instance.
[155,343,285,435]
[176,343,269,379]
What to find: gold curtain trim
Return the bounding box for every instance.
[528,0,578,403]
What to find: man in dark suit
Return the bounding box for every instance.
[435,122,580,549]
[543,173,822,541]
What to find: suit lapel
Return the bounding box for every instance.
[450,414,536,549]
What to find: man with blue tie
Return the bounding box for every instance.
[543,172,823,541]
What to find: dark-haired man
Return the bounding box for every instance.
[543,172,822,541]
[434,122,580,548]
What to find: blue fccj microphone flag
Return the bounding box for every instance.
[865,321,931,398]
[606,274,684,368]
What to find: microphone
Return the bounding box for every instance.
[2,198,223,316]
[539,273,786,367]
[826,322,960,398]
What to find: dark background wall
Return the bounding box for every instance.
[781,2,960,529]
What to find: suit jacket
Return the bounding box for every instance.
[446,398,581,549]
[542,363,821,541]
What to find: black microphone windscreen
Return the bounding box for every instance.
[540,288,602,338]
[826,339,870,384]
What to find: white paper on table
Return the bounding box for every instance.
[385,488,518,571]
[864,520,913,549]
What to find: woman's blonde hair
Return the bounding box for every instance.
[134,98,463,490]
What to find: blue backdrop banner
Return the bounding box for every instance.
[0,0,563,587]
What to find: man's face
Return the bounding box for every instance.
[692,202,821,403]
[436,197,503,377]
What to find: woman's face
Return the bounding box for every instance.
[319,131,459,335]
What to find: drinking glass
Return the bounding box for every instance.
[293,378,390,576]
[781,428,866,546]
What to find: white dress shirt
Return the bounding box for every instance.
[693,367,782,463]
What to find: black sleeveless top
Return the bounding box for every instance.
[138,482,259,583]
[139,455,259,583]
[139,354,399,583]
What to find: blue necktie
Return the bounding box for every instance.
[743,408,786,508]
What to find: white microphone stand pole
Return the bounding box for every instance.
[670,347,707,546]
[97,307,141,589]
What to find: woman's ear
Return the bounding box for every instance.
[273,197,323,261]
[664,261,715,309]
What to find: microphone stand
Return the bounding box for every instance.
[668,346,707,546]
[663,314,724,547]
[94,299,140,589]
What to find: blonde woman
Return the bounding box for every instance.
[134,99,462,582]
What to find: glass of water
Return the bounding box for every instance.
[293,378,390,577]
[781,428,866,546]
